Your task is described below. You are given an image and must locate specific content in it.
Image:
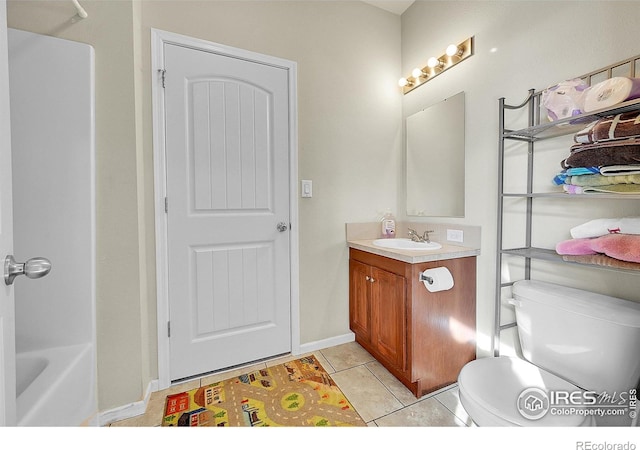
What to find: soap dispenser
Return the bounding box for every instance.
[381,211,396,238]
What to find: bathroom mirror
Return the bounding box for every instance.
[406,91,465,217]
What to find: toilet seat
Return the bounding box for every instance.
[458,356,595,427]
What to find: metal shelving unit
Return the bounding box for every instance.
[494,54,640,357]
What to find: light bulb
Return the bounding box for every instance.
[427,57,441,69]
[398,77,409,87]
[412,68,425,79]
[446,44,460,57]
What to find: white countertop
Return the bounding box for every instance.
[347,239,480,264]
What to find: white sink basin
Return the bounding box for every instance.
[372,238,442,251]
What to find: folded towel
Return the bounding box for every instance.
[574,121,597,144]
[553,172,568,185]
[553,167,601,185]
[583,184,640,194]
[556,234,640,263]
[567,173,640,186]
[562,254,640,271]
[599,164,640,176]
[563,184,640,194]
[567,166,600,175]
[562,138,640,168]
[563,184,584,194]
[570,217,640,239]
[574,112,640,144]
[569,137,640,154]
[583,77,640,112]
[556,238,598,256]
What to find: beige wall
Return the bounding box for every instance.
[401,1,640,357]
[7,0,402,411]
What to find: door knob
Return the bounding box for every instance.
[277,222,288,232]
[4,255,52,286]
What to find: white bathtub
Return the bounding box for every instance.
[16,344,96,426]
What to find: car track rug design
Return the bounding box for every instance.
[162,354,366,427]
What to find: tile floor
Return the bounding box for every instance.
[108,340,473,427]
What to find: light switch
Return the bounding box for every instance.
[301,180,312,198]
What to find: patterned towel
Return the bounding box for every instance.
[562,254,640,271]
[553,167,599,185]
[563,184,640,194]
[556,234,640,263]
[562,138,640,168]
[574,112,640,144]
[567,173,640,186]
[600,164,640,176]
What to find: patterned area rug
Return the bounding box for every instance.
[162,354,366,427]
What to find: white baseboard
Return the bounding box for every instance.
[98,379,158,426]
[296,332,355,355]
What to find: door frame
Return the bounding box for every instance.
[151,29,299,390]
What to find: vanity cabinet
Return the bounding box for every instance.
[350,259,406,371]
[349,248,476,398]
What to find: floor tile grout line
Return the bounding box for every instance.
[317,348,338,373]
[434,396,469,426]
[359,362,409,421]
[432,387,472,427]
[361,361,410,408]
[323,357,461,425]
[315,347,466,425]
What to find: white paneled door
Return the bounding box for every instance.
[164,43,292,381]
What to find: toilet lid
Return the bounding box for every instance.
[459,356,590,426]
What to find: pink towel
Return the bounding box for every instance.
[556,238,598,255]
[556,234,640,263]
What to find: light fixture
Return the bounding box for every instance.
[411,68,427,79]
[399,36,474,95]
[446,44,464,57]
[427,57,444,69]
[398,77,413,88]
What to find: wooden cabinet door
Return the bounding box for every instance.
[371,266,406,371]
[349,259,371,342]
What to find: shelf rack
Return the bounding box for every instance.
[494,53,640,357]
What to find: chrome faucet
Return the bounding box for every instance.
[408,228,434,243]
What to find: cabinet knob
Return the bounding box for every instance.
[370,277,375,283]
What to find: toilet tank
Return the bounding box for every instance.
[511,280,640,394]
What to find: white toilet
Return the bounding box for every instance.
[458,280,640,426]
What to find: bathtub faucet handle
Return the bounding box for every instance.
[4,255,52,286]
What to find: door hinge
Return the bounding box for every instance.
[159,69,166,88]
[164,197,168,213]
[167,321,171,338]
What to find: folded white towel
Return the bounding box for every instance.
[570,217,640,239]
[600,165,640,176]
